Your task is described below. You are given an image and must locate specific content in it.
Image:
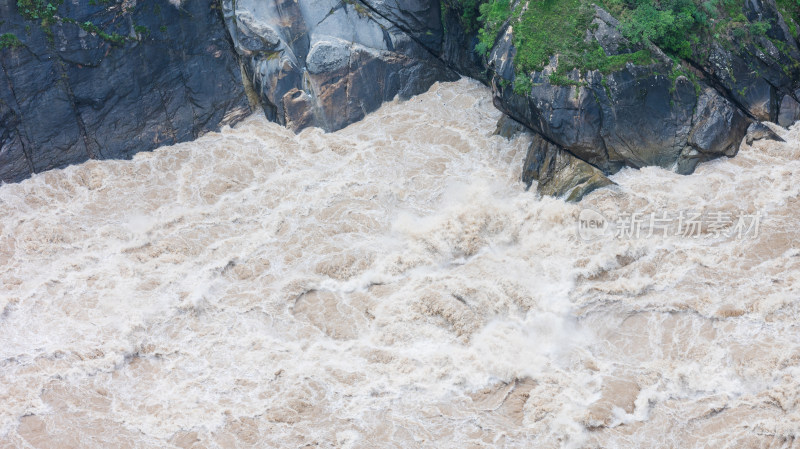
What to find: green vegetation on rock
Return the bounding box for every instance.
[16,0,60,21]
[0,32,23,49]
[776,0,800,37]
[16,0,62,39]
[134,24,150,38]
[475,0,510,56]
[15,0,131,46]
[80,20,126,45]
[443,0,779,93]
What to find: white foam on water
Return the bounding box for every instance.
[1,78,799,448]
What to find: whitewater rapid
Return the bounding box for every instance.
[1,79,799,448]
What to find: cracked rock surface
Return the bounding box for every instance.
[0,0,250,183]
[222,0,458,132]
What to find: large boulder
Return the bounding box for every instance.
[778,89,800,127]
[222,0,458,132]
[487,6,754,181]
[0,0,250,183]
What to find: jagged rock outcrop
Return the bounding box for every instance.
[483,1,799,199]
[691,0,800,122]
[522,133,615,202]
[222,0,459,132]
[0,0,250,183]
[745,121,786,144]
[488,7,754,180]
[778,89,800,127]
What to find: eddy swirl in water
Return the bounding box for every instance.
[0,79,799,448]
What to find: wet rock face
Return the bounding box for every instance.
[223,0,458,132]
[0,0,250,183]
[778,90,800,127]
[522,134,614,202]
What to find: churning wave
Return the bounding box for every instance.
[1,78,799,448]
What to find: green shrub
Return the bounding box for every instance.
[475,0,510,56]
[616,0,702,59]
[81,20,126,45]
[0,33,22,49]
[748,20,771,35]
[134,24,150,38]
[16,0,60,21]
[513,73,532,95]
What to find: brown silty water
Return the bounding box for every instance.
[1,79,799,448]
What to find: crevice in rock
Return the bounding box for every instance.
[683,57,758,122]
[345,45,353,128]
[493,94,611,176]
[354,0,460,76]
[50,41,97,161]
[0,57,35,176]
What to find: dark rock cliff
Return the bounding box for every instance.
[0,0,250,183]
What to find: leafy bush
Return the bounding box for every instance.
[81,21,126,45]
[616,0,704,58]
[444,0,779,91]
[0,33,22,49]
[16,0,60,21]
[134,24,150,38]
[475,0,510,56]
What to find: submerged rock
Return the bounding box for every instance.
[522,134,614,202]
[746,121,786,145]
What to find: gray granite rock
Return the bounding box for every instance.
[746,121,786,145]
[223,0,458,132]
[778,91,800,127]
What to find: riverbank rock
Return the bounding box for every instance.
[0,0,250,183]
[745,121,786,144]
[778,90,800,127]
[693,0,800,122]
[222,0,458,132]
[522,134,614,202]
[487,6,755,180]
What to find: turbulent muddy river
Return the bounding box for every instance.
[1,79,799,448]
